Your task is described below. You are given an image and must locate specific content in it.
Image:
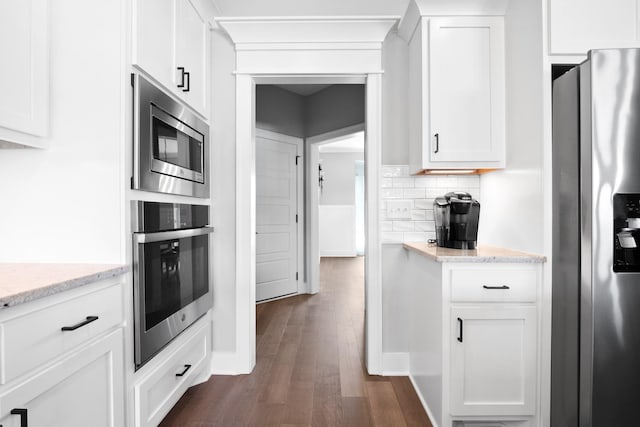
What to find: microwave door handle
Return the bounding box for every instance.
[134,226,214,244]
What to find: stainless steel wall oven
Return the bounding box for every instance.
[132,201,213,369]
[132,74,210,198]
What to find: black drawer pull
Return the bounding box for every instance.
[176,364,192,377]
[482,285,510,290]
[11,408,27,427]
[457,317,463,343]
[434,133,439,153]
[61,316,99,331]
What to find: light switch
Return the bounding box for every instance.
[386,200,412,219]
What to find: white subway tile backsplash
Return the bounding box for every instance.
[393,221,414,232]
[403,232,428,242]
[403,188,426,199]
[381,165,409,178]
[437,177,458,187]
[380,167,482,244]
[410,209,427,220]
[414,176,438,187]
[382,189,403,199]
[414,199,434,210]
[393,177,414,188]
[414,221,435,232]
[426,188,444,198]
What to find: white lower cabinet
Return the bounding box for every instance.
[450,306,537,416]
[0,278,126,427]
[0,329,124,427]
[134,317,210,427]
[406,250,543,427]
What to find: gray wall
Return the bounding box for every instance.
[255,85,306,138]
[305,85,365,137]
[319,152,364,205]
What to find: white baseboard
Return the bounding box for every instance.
[320,250,357,257]
[409,374,440,427]
[381,352,409,375]
[210,351,249,375]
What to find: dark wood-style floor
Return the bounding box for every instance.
[160,257,432,426]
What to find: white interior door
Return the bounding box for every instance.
[256,130,300,302]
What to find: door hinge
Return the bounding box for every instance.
[296,272,299,280]
[296,155,301,165]
[296,214,298,223]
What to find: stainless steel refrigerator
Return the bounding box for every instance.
[552,48,640,426]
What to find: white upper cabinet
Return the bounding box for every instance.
[549,0,640,55]
[175,0,208,116]
[133,0,209,117]
[0,0,49,147]
[408,17,505,173]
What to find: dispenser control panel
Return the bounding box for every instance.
[613,193,640,272]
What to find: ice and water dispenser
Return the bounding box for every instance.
[614,193,640,271]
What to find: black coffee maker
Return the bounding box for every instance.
[434,191,480,249]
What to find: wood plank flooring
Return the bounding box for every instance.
[159,257,432,427]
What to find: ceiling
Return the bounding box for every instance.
[273,84,332,96]
[212,0,410,17]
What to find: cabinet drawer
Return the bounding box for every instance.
[0,283,123,384]
[135,320,209,427]
[450,268,537,302]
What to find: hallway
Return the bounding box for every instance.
[160,257,431,426]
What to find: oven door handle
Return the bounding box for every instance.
[134,226,214,243]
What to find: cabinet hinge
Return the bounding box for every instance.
[296,272,299,280]
[296,214,298,223]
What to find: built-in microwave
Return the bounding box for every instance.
[132,74,210,198]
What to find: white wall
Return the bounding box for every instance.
[478,0,544,254]
[0,0,124,263]
[210,28,237,354]
[319,152,363,205]
[382,32,410,165]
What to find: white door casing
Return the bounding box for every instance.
[255,130,302,302]
[218,16,397,375]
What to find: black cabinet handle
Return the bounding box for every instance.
[434,133,439,153]
[176,364,192,377]
[11,408,27,427]
[61,316,99,331]
[183,72,190,92]
[177,67,185,88]
[457,317,463,343]
[482,285,510,290]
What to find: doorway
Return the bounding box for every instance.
[235,74,383,375]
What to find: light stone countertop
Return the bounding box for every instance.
[403,242,546,263]
[0,263,129,308]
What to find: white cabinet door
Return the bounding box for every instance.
[549,0,640,55]
[175,0,208,116]
[427,17,505,165]
[0,329,124,427]
[0,0,49,139]
[450,306,536,416]
[132,0,174,88]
